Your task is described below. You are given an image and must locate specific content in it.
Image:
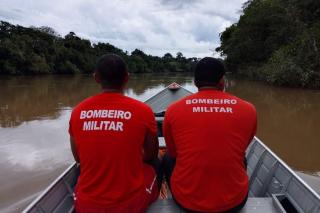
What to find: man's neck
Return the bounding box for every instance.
[198,86,223,92]
[102,88,123,93]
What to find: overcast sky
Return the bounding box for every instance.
[0,0,246,58]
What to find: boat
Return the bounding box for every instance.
[23,83,320,213]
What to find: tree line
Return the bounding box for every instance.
[0,21,198,75]
[216,0,320,89]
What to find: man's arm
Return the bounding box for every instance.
[163,110,177,158]
[69,116,79,163]
[70,136,79,163]
[143,130,159,161]
[143,107,159,162]
[248,107,258,145]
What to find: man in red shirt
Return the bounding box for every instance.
[163,57,257,212]
[69,54,159,213]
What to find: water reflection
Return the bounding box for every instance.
[0,74,319,212]
[0,75,93,128]
[0,110,72,170]
[0,74,193,128]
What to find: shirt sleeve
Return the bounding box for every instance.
[163,108,177,158]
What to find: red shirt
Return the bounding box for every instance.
[163,89,257,212]
[69,92,157,208]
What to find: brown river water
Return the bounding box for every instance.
[0,74,319,212]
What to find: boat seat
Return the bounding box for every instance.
[147,198,181,213]
[147,197,278,213]
[240,198,277,213]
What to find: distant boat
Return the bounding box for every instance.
[23,83,320,213]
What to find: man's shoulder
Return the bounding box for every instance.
[73,93,103,110]
[167,93,196,112]
[70,94,153,119]
[70,95,98,122]
[72,95,96,111]
[225,93,256,113]
[74,94,151,110]
[123,95,152,110]
[121,96,155,121]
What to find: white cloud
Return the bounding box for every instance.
[0,0,246,57]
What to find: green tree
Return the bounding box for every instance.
[216,0,320,88]
[0,20,197,75]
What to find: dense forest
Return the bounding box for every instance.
[216,0,320,89]
[0,21,197,75]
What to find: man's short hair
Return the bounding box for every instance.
[95,54,128,88]
[194,57,225,88]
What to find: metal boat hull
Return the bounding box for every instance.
[23,84,320,213]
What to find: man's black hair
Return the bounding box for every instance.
[194,57,225,88]
[95,53,128,88]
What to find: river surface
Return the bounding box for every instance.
[0,74,319,212]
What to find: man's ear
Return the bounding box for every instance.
[194,79,199,88]
[93,72,102,84]
[217,77,225,91]
[123,72,129,83]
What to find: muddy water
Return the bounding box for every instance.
[0,74,319,212]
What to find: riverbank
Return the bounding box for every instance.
[0,21,197,75]
[230,72,320,90]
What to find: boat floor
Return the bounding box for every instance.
[147,197,277,213]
